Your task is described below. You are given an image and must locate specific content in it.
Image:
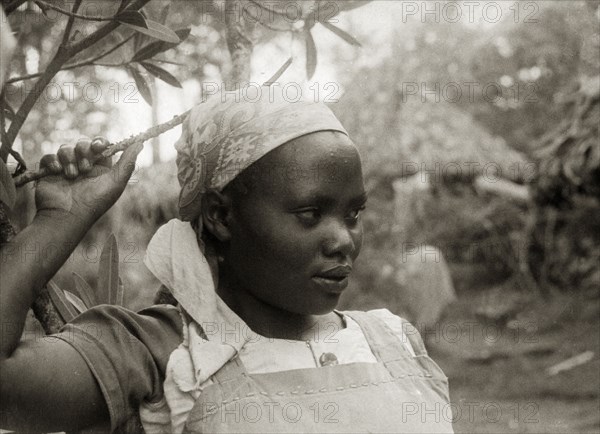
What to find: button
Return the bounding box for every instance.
[319,352,339,367]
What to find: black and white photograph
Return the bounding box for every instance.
[0,1,599,432]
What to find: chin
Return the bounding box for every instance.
[301,298,341,316]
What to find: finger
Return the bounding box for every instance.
[90,136,110,154]
[40,154,62,174]
[91,137,112,168]
[57,145,78,179]
[75,137,93,173]
[113,142,144,185]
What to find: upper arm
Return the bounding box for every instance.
[0,337,109,432]
[0,304,182,433]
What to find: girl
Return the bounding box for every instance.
[0,86,452,433]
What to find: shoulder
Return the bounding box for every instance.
[63,303,182,336]
[58,304,184,370]
[54,304,184,429]
[344,308,428,356]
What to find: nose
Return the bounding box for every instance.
[322,219,357,259]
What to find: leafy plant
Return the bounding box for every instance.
[46,234,126,322]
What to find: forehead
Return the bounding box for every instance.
[243,131,364,199]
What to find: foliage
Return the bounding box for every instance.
[465,2,600,153]
[331,1,599,297]
[48,233,125,324]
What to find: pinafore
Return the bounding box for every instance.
[183,310,454,433]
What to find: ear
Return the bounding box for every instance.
[200,189,233,242]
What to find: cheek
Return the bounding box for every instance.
[352,224,364,260]
[232,215,313,276]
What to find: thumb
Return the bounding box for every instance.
[113,142,144,184]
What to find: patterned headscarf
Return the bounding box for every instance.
[144,87,350,417]
[174,85,348,222]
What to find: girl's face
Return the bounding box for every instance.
[222,131,366,316]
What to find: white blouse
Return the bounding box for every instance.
[239,309,415,373]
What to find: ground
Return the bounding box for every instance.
[429,288,600,433]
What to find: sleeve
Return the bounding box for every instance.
[52,304,183,432]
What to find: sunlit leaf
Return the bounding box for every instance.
[141,62,182,88]
[122,20,180,44]
[64,290,87,314]
[115,277,125,306]
[263,57,293,86]
[72,272,98,308]
[305,30,317,80]
[132,28,191,62]
[152,58,185,66]
[47,280,77,322]
[320,21,362,47]
[128,66,153,106]
[97,233,120,304]
[115,10,148,28]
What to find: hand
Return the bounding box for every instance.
[35,137,143,222]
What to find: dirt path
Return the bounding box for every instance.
[429,290,600,433]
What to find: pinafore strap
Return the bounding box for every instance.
[343,310,428,359]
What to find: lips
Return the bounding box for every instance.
[312,265,352,293]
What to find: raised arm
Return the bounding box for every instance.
[0,138,142,431]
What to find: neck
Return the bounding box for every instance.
[216,269,342,341]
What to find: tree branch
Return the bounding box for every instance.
[60,0,84,46]
[6,34,135,84]
[1,51,67,162]
[4,0,28,15]
[66,0,151,54]
[224,0,256,89]
[14,110,190,187]
[35,0,114,22]
[0,0,152,162]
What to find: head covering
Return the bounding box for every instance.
[175,85,348,222]
[144,86,351,416]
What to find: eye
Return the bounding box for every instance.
[295,208,321,225]
[346,205,366,222]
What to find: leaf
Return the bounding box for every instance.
[115,277,125,306]
[64,290,87,314]
[117,0,133,13]
[34,0,50,17]
[72,272,98,308]
[0,159,17,211]
[128,66,153,106]
[305,30,317,80]
[122,19,181,44]
[1,98,15,121]
[152,58,185,66]
[132,28,191,62]
[97,233,120,305]
[159,4,170,24]
[115,10,148,28]
[263,57,293,86]
[320,21,362,47]
[334,0,372,13]
[141,62,182,88]
[133,31,147,52]
[47,280,77,322]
